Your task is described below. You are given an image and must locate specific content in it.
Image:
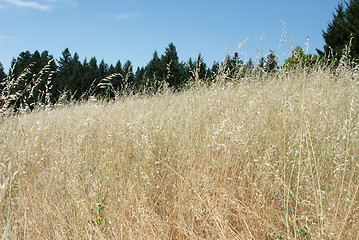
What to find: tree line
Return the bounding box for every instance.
[0,43,279,104]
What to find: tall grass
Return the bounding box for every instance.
[0,58,358,239]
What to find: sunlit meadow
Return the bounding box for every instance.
[1,58,358,239]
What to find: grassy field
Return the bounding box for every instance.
[1,63,358,239]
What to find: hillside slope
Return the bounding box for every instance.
[1,65,358,239]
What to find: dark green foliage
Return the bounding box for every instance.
[194,54,207,80]
[86,57,100,82]
[55,50,117,100]
[144,51,164,90]
[257,50,279,73]
[185,57,195,81]
[0,62,7,95]
[0,62,6,81]
[284,46,323,70]
[99,60,108,80]
[108,60,125,91]
[345,0,359,59]
[245,58,255,74]
[185,54,208,81]
[223,52,245,78]
[82,57,102,97]
[143,43,188,90]
[135,67,146,91]
[320,0,359,61]
[1,42,283,110]
[0,44,183,108]
[209,61,220,79]
[160,43,187,89]
[55,48,86,100]
[122,60,135,90]
[5,50,56,109]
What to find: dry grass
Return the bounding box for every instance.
[0,62,358,239]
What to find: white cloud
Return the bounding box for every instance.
[0,0,77,12]
[0,0,52,11]
[115,11,142,21]
[43,0,76,7]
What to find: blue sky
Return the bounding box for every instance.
[0,0,341,71]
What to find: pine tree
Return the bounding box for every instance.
[284,46,322,70]
[345,0,359,59]
[82,57,99,95]
[224,52,244,78]
[258,50,279,73]
[185,57,196,80]
[160,43,186,88]
[258,57,265,71]
[55,48,85,99]
[195,54,207,80]
[266,51,279,73]
[12,51,32,79]
[185,54,207,81]
[122,60,135,90]
[320,0,359,60]
[134,67,146,90]
[0,62,6,93]
[83,59,111,96]
[144,51,164,89]
[55,48,72,95]
[209,61,220,80]
[35,51,57,105]
[69,52,85,99]
[99,60,109,80]
[0,62,6,81]
[244,58,254,75]
[7,50,56,108]
[109,60,124,91]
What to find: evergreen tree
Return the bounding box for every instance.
[7,50,56,108]
[0,62,6,81]
[11,51,32,79]
[284,46,322,70]
[69,52,85,98]
[34,51,57,104]
[160,43,186,88]
[81,57,99,95]
[346,0,359,60]
[257,50,279,73]
[88,57,100,79]
[319,0,359,60]
[134,67,146,90]
[185,54,207,81]
[122,60,135,90]
[224,52,245,78]
[246,58,254,73]
[209,61,220,80]
[185,57,195,81]
[55,48,72,95]
[99,60,108,79]
[55,48,85,99]
[186,58,196,72]
[0,62,6,94]
[195,54,207,80]
[226,52,241,70]
[144,50,163,88]
[86,59,112,97]
[266,51,280,73]
[258,57,265,71]
[109,60,124,91]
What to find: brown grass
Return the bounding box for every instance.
[0,62,358,239]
